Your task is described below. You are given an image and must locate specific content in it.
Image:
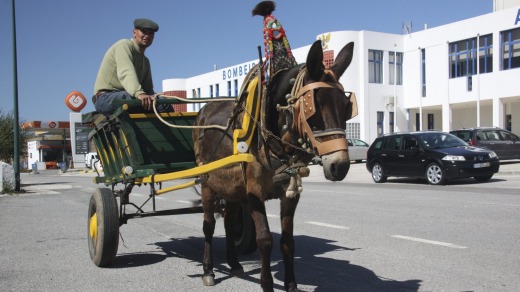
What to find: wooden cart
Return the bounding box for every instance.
[84,77,261,266]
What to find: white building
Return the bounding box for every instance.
[163,2,520,144]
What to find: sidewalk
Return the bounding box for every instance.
[45,160,520,183]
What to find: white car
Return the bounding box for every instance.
[84,152,99,169]
[311,138,369,165]
[347,138,369,162]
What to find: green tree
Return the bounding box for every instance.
[0,109,31,163]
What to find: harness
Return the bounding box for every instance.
[291,69,349,156]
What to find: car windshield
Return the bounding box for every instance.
[417,133,468,149]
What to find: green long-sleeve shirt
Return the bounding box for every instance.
[94,39,153,97]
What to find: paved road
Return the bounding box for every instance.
[1,161,519,291]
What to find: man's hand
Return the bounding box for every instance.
[137,94,156,110]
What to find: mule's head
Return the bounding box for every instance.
[297,40,355,181]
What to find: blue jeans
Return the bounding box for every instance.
[93,91,174,116]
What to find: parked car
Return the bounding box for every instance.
[450,127,520,160]
[311,138,369,165]
[348,138,369,162]
[84,152,99,169]
[366,131,499,185]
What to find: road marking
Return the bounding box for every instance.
[391,235,467,249]
[267,214,279,218]
[132,193,164,200]
[305,221,349,230]
[477,202,520,207]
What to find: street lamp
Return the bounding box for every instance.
[11,0,21,191]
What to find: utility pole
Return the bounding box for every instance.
[12,0,20,191]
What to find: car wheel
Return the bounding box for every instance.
[474,175,493,182]
[425,163,446,185]
[371,163,387,183]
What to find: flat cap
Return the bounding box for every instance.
[134,18,159,32]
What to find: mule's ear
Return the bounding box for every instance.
[330,42,354,79]
[306,40,325,81]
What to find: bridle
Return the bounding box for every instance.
[290,69,349,156]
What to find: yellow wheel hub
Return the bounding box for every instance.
[89,213,98,241]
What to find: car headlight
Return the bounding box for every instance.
[488,151,497,158]
[442,155,466,161]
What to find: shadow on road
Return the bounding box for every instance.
[112,233,421,291]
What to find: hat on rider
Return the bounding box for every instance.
[134,18,159,32]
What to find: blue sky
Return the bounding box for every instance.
[0,0,492,122]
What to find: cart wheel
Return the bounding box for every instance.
[88,188,119,267]
[235,204,257,255]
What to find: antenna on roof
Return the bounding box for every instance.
[402,21,412,37]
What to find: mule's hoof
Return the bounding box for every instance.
[202,275,215,286]
[231,267,244,277]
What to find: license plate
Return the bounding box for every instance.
[473,162,490,168]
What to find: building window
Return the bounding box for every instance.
[368,50,383,83]
[215,84,219,97]
[227,81,231,96]
[377,111,384,137]
[501,27,520,70]
[234,79,238,97]
[323,50,335,69]
[389,52,403,85]
[389,111,395,133]
[210,85,213,98]
[421,49,426,97]
[479,34,493,74]
[449,34,493,78]
[427,113,434,130]
[345,122,360,139]
[415,113,420,131]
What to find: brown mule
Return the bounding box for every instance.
[193,39,355,291]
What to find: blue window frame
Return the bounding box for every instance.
[227,81,231,96]
[377,111,384,136]
[210,85,213,98]
[215,84,219,97]
[234,79,238,97]
[389,52,403,85]
[389,111,395,133]
[421,49,426,97]
[449,34,493,78]
[479,34,493,74]
[368,50,383,83]
[501,27,520,70]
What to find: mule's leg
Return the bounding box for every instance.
[248,194,274,291]
[280,194,300,292]
[201,187,217,286]
[224,201,244,276]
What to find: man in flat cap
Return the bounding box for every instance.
[93,18,173,115]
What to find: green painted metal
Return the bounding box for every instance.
[82,104,198,183]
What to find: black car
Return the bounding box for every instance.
[366,131,500,185]
[450,127,520,160]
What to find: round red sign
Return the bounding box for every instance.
[65,91,87,112]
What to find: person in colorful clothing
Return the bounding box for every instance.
[93,18,173,115]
